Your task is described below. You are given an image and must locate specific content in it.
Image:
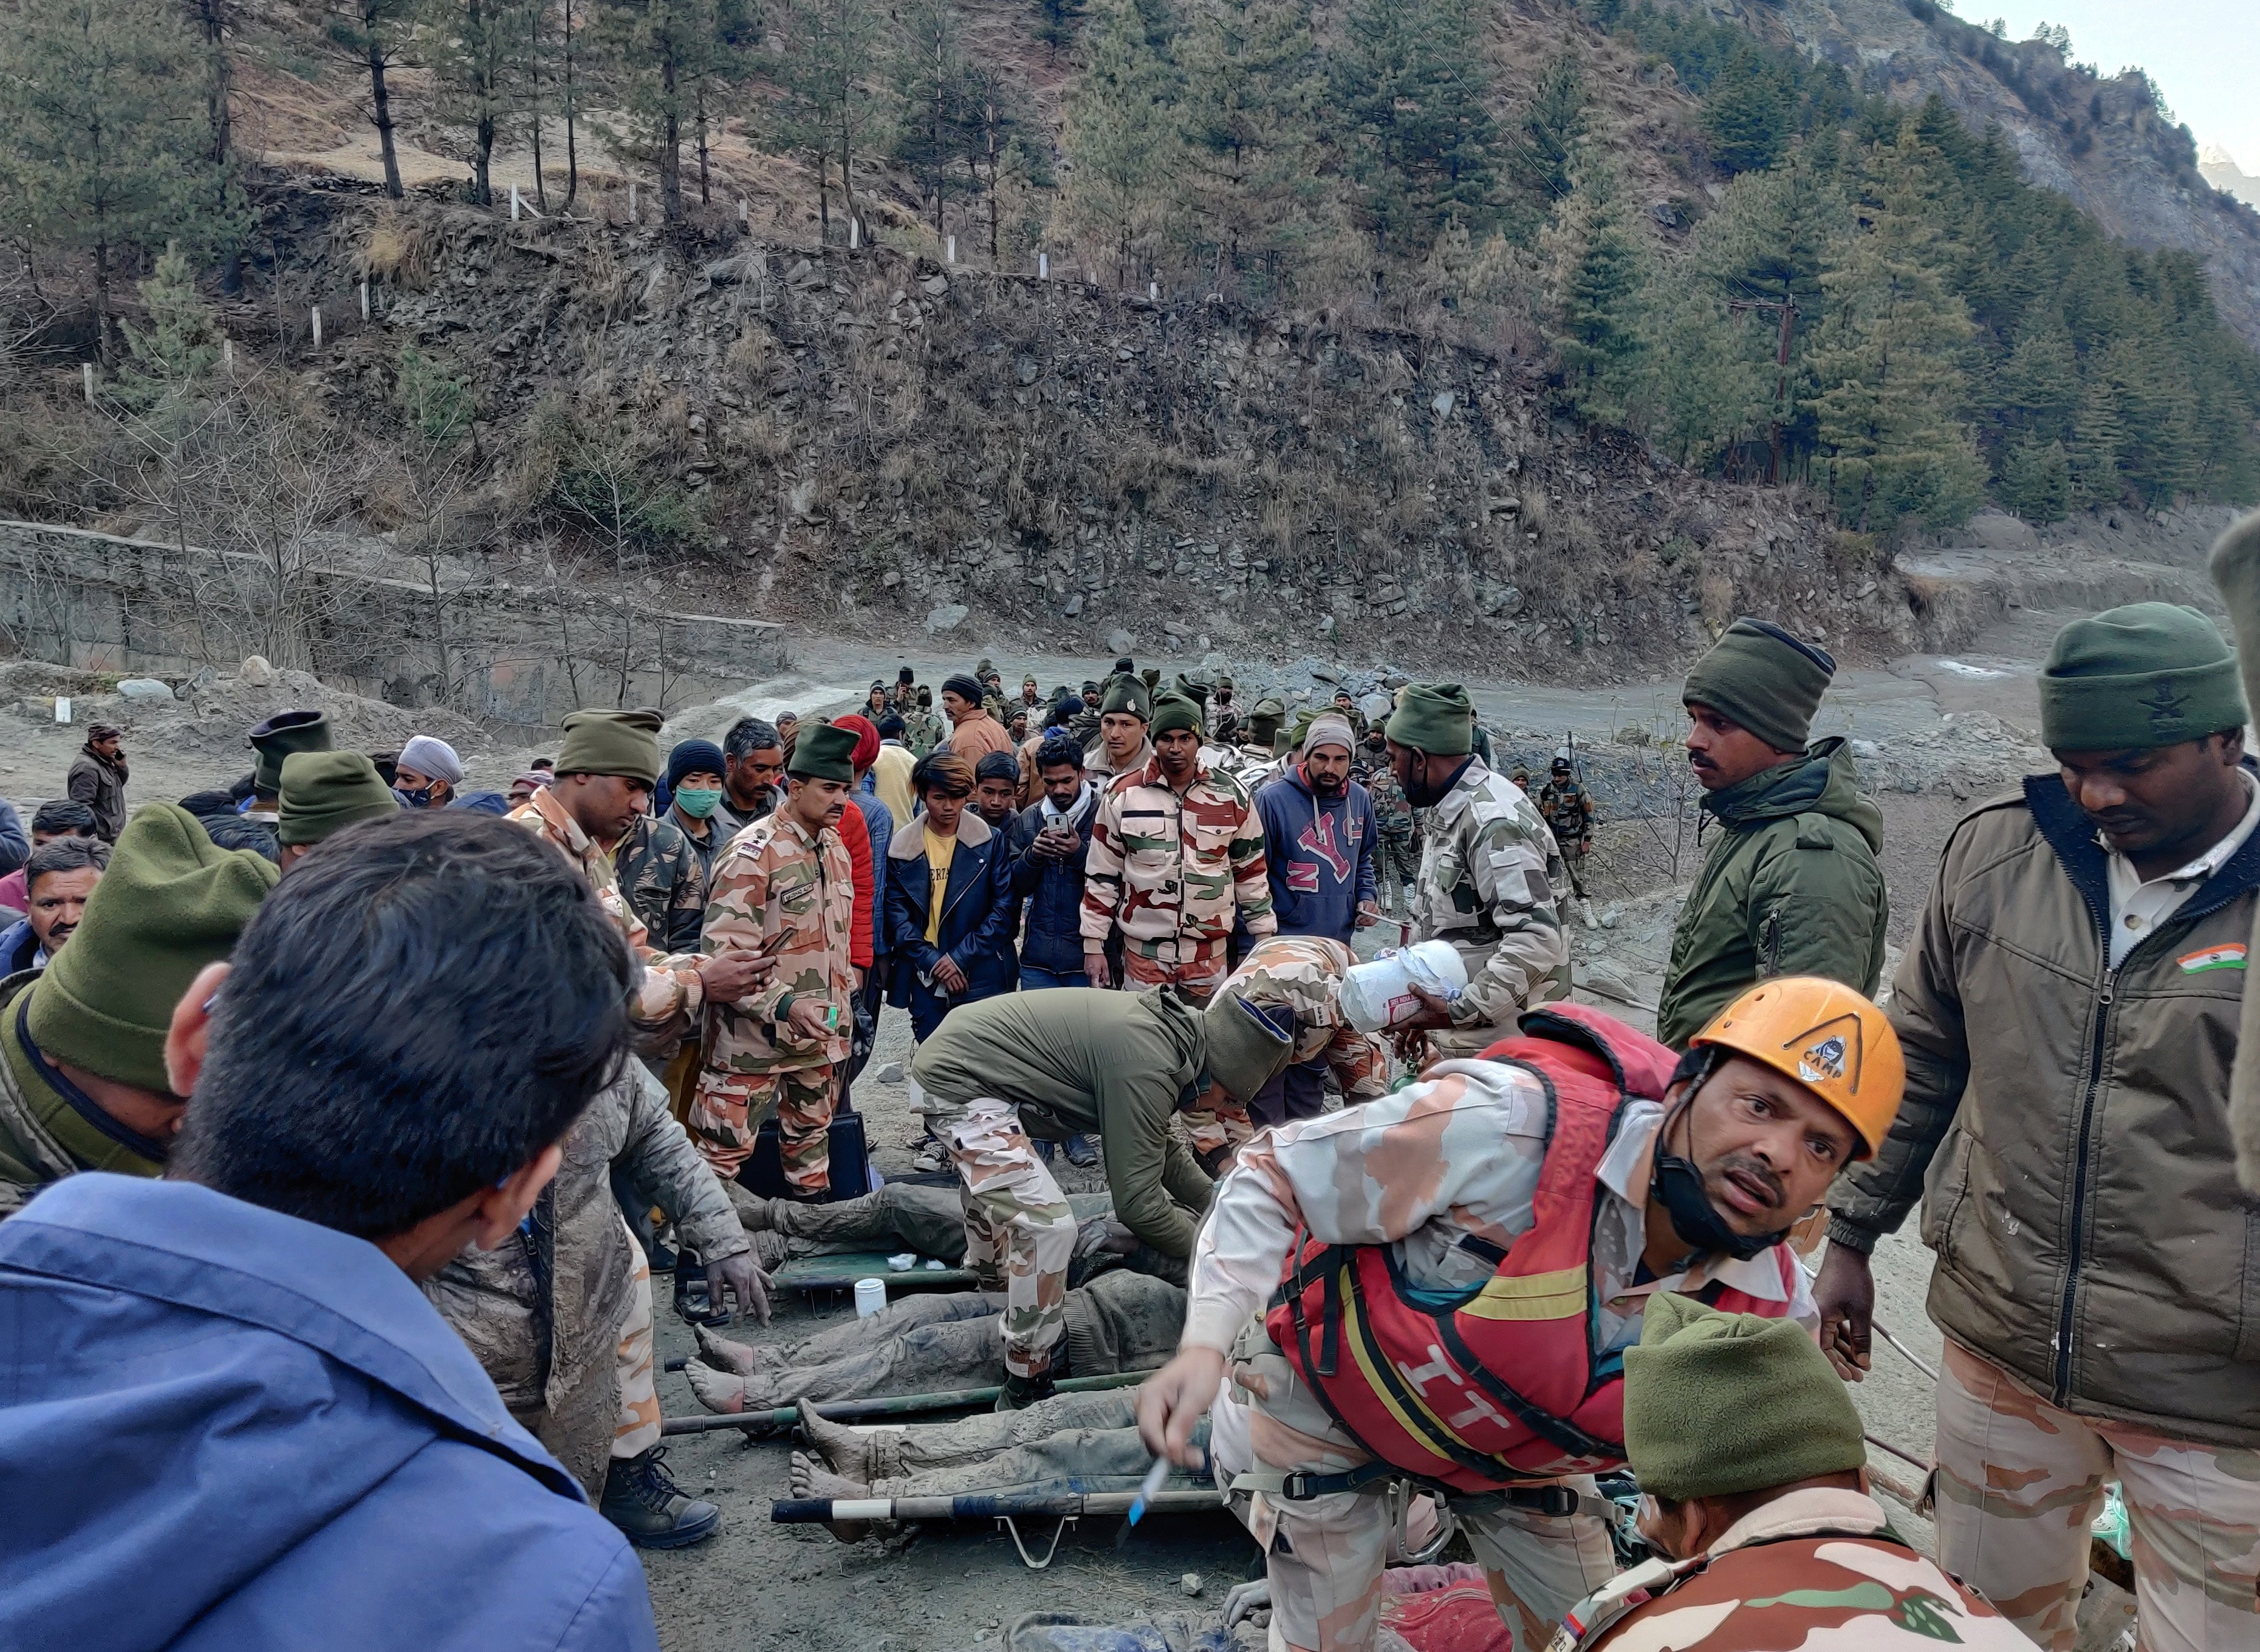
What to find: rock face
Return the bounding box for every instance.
[1734,0,2260,349]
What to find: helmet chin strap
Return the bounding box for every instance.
[1649,1094,1787,1265]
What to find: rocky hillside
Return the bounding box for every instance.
[1710,0,2260,349]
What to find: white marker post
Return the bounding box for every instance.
[629,183,639,220]
[54,696,70,725]
[510,183,522,221]
[310,305,323,347]
[222,338,235,377]
[1149,281,1159,301]
[1038,252,1049,281]
[740,199,749,227]
[360,279,371,321]
[81,363,93,404]
[947,234,956,264]
[850,217,860,250]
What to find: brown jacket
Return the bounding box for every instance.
[66,748,128,842]
[1831,774,2260,1447]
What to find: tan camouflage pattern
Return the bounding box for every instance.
[930,1096,1080,1379]
[1229,1321,1614,1652]
[1411,757,1571,1029]
[510,787,706,1030]
[614,810,710,954]
[691,1063,840,1188]
[611,1248,660,1458]
[1083,734,1155,790]
[1934,1338,2260,1652]
[1536,779,1596,858]
[1080,754,1276,994]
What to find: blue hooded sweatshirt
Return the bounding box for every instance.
[0,1173,658,1652]
[1255,765,1377,943]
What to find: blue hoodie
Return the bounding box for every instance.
[0,1174,658,1652]
[1255,765,1377,943]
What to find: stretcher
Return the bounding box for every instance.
[770,1192,1118,1299]
[659,1366,1158,1438]
[772,1486,1231,1568]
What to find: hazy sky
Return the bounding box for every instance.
[1984,3,2257,168]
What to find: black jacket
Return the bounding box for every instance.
[1008,792,1098,974]
[883,811,1017,1007]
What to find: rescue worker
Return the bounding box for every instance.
[1656,620,1887,1049]
[1362,723,1420,923]
[1383,683,1569,1058]
[241,710,332,824]
[1084,675,1154,787]
[909,981,1296,1408]
[1557,1294,2030,1651]
[274,751,399,872]
[1537,754,1597,909]
[1818,596,2260,1652]
[1137,977,1905,1652]
[1082,693,1276,1000]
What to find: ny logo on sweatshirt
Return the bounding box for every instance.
[1289,808,1358,889]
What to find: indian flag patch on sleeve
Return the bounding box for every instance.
[2179,943,2248,974]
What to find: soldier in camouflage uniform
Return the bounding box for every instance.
[899,688,945,758]
[690,723,860,1194]
[614,807,709,954]
[1384,683,1569,1059]
[1358,725,1421,921]
[1179,934,1392,1167]
[1067,681,1103,745]
[1536,756,1597,904]
[1081,693,1276,1000]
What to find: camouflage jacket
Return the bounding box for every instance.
[510,787,705,1032]
[1081,754,1276,983]
[1562,1489,2032,1651]
[1538,779,1597,845]
[900,708,945,757]
[699,808,854,1076]
[1066,708,1101,745]
[1363,760,1416,838]
[1411,756,1569,1029]
[614,811,709,955]
[1219,935,1389,1099]
[1083,735,1154,791]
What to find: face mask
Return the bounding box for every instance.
[1650,1102,1786,1263]
[674,787,724,819]
[395,783,437,809]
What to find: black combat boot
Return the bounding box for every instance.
[600,1445,721,1549]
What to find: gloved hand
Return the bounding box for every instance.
[1221,1579,1270,1630]
[704,1250,774,1326]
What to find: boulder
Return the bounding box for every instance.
[115,678,174,701]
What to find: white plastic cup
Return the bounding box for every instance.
[854,1276,886,1319]
[1338,941,1470,1032]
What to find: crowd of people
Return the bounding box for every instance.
[2,527,2259,1652]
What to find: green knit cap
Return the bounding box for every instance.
[1623,1293,1866,1503]
[27,804,278,1093]
[1149,692,1204,738]
[556,708,665,783]
[1247,697,1286,748]
[247,709,333,795]
[1140,667,1162,694]
[1173,672,1212,705]
[789,722,858,783]
[2039,602,2246,752]
[1682,620,1836,754]
[1388,683,1475,756]
[277,751,400,847]
[1201,995,1295,1102]
[1101,677,1152,720]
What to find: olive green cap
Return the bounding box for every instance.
[247,710,332,795]
[788,722,858,783]
[277,751,400,847]
[2039,602,2246,752]
[556,708,665,783]
[1101,677,1152,720]
[1388,683,1476,756]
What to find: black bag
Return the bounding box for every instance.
[736,1102,871,1203]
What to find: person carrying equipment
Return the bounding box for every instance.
[1136,977,1905,1652]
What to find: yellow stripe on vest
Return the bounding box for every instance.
[1459,1265,1589,1322]
[1339,1266,1480,1472]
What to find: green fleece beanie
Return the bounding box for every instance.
[277,751,400,847]
[1247,698,1286,748]
[27,804,278,1094]
[1149,693,1204,738]
[1682,620,1835,755]
[1101,677,1152,721]
[2038,602,2246,752]
[247,709,333,795]
[1173,672,1212,705]
[1389,683,1475,756]
[1623,1292,1866,1503]
[1202,996,1295,1102]
[788,722,858,783]
[556,708,665,783]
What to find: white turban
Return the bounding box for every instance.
[399,734,464,785]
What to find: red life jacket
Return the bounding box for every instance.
[1263,1002,1800,1493]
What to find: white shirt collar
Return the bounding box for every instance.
[1596,1103,1793,1306]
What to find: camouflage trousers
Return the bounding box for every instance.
[1934,1338,2260,1652]
[690,1062,838,1192]
[611,1247,660,1460]
[1228,1320,1615,1652]
[926,1096,1079,1380]
[1375,834,1418,917]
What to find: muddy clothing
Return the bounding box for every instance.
[1081,754,1276,995]
[0,970,160,1220]
[850,1388,1153,1500]
[66,746,128,842]
[1563,1487,2029,1652]
[425,1063,745,1495]
[1831,773,2260,1451]
[1409,757,1570,1049]
[614,811,709,955]
[1536,779,1595,855]
[691,810,854,1183]
[1655,737,1886,1050]
[509,787,705,1036]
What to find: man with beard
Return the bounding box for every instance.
[66,723,129,842]
[0,838,109,975]
[1383,684,1569,1059]
[715,715,787,840]
[1256,713,1378,945]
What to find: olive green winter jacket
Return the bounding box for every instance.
[1655,737,1888,1050]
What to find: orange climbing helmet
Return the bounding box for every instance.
[1688,977,1905,1159]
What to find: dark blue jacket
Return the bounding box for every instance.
[1007,788,1099,974]
[883,810,1017,1007]
[0,1174,659,1652]
[1255,766,1378,943]
[0,918,35,977]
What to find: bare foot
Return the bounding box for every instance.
[796,1396,875,1480]
[683,1360,748,1415]
[790,1449,872,1542]
[694,1322,777,1376]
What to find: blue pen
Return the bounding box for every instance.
[1126,1455,1173,1527]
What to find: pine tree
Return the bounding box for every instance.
[770,0,885,242]
[1547,153,1648,424]
[1176,0,1325,298]
[326,0,416,200]
[2067,376,2125,508]
[889,0,977,240]
[1998,435,2071,522]
[2102,333,2198,507]
[1331,0,1495,258]
[111,241,220,418]
[1507,49,1584,225]
[590,0,722,223]
[0,0,232,356]
[957,60,1046,265]
[1701,48,1789,174]
[1807,136,1985,531]
[1060,0,1182,286]
[1994,312,2080,442]
[423,0,524,206]
[1626,262,1771,468]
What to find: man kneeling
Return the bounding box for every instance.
[1139,979,1905,1652]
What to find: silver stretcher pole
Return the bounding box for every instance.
[771,1487,1231,1569]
